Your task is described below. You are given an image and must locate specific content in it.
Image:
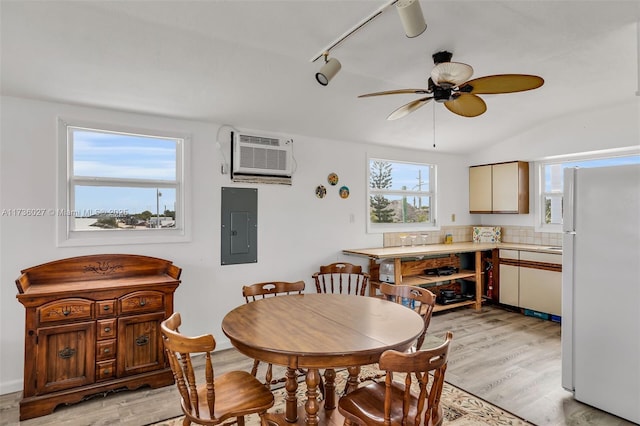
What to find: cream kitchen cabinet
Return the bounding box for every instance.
[469,161,529,214]
[498,249,562,316]
[519,251,562,316]
[498,249,519,306]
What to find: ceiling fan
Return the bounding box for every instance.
[359,51,544,120]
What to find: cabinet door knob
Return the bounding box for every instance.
[104,327,111,332]
[103,305,110,311]
[103,369,111,375]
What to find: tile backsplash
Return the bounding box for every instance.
[500,226,562,246]
[383,225,561,248]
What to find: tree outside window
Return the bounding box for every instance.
[367,158,436,232]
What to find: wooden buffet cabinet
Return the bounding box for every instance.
[15,254,181,420]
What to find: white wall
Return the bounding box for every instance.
[466,98,640,227]
[0,96,470,394]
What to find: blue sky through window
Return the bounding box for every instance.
[72,129,178,215]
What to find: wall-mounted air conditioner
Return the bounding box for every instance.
[232,133,293,179]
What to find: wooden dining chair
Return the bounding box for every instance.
[312,262,369,296]
[379,283,436,350]
[242,280,306,389]
[338,331,453,426]
[359,283,437,384]
[161,312,275,426]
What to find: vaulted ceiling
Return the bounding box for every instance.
[2,1,638,153]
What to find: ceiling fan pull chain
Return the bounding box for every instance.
[433,103,436,148]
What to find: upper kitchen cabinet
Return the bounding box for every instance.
[469,161,529,214]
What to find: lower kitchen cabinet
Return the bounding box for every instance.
[499,250,519,307]
[498,249,562,316]
[15,254,181,420]
[520,265,562,315]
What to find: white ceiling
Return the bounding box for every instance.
[1,1,639,154]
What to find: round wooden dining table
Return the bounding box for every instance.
[221,293,424,425]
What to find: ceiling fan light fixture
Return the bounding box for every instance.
[431,62,473,87]
[315,55,341,86]
[396,0,427,38]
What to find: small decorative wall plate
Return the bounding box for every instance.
[339,185,350,199]
[327,173,339,186]
[315,185,327,198]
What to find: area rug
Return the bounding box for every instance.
[150,366,533,426]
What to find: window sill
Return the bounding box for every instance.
[57,228,190,247]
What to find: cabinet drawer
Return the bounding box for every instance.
[97,319,117,340]
[96,339,116,361]
[499,249,519,260]
[96,300,116,318]
[96,360,116,381]
[119,291,164,314]
[38,298,93,324]
[520,251,562,265]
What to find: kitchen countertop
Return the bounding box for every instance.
[343,242,562,259]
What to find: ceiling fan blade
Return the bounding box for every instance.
[387,97,433,120]
[358,89,430,98]
[461,74,544,94]
[444,93,487,117]
[431,62,473,88]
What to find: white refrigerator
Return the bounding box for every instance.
[561,164,640,424]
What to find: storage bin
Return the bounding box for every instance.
[523,309,549,320]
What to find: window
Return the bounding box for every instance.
[58,120,188,246]
[367,158,437,233]
[536,151,640,232]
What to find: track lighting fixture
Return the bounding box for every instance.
[310,0,427,83]
[315,53,342,86]
[396,0,427,38]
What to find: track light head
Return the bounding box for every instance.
[396,0,427,38]
[315,54,341,86]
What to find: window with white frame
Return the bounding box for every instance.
[367,158,437,233]
[536,152,640,232]
[58,120,188,246]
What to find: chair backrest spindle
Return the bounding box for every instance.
[313,262,369,296]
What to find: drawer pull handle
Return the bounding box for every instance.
[139,299,146,307]
[135,335,149,346]
[103,305,110,311]
[58,347,76,359]
[103,369,111,375]
[104,327,111,332]
[104,348,110,353]
[62,308,71,316]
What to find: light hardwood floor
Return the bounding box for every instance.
[0,304,635,426]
